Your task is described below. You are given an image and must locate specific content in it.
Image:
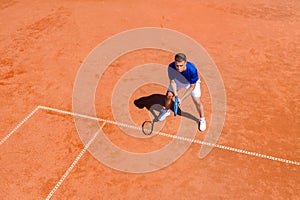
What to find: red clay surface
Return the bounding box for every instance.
[1,0,299,199]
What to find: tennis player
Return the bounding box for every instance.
[158,53,206,131]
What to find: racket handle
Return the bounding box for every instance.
[174,96,178,116]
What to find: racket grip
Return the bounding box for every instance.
[174,96,178,116]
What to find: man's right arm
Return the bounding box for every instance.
[170,79,178,96]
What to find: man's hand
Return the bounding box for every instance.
[178,97,182,106]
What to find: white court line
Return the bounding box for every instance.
[39,105,300,166]
[45,123,106,200]
[0,106,40,146]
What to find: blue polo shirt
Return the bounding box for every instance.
[168,61,199,84]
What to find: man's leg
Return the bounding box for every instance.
[158,91,174,121]
[191,96,205,118]
[190,80,206,131]
[192,96,206,131]
[164,91,174,110]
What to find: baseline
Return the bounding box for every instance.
[39,105,300,166]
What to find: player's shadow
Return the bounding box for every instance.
[133,93,198,123]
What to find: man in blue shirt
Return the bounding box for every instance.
[158,53,206,131]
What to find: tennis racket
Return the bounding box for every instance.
[174,96,179,116]
[142,120,154,135]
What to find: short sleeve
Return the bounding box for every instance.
[189,63,199,84]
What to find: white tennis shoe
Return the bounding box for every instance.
[198,118,206,131]
[157,109,170,121]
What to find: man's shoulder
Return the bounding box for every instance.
[186,62,197,72]
[186,61,196,67]
[168,62,175,68]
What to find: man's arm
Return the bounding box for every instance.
[180,83,196,102]
[170,79,178,96]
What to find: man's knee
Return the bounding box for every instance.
[192,96,201,104]
[166,91,174,99]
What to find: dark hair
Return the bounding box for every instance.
[175,53,187,62]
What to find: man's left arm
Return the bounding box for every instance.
[180,83,196,103]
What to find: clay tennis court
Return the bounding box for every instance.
[1,0,299,199]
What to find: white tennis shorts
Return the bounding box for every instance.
[168,79,201,97]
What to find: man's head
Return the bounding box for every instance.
[174,53,187,73]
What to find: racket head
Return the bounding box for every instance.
[142,120,153,135]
